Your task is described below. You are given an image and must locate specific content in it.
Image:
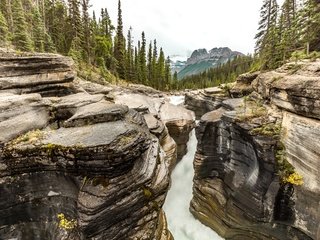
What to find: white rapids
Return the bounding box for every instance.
[163,96,224,240]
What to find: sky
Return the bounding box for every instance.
[91,0,284,57]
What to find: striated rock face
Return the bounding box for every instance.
[185,87,227,119]
[0,53,176,240]
[253,60,320,120]
[0,53,76,96]
[114,93,195,164]
[191,59,320,240]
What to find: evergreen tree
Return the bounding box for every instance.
[67,0,82,59]
[81,0,91,62]
[139,31,147,84]
[279,0,298,60]
[173,71,178,82]
[0,10,9,46]
[255,0,279,69]
[0,0,13,33]
[152,39,158,86]
[45,0,69,54]
[165,56,171,90]
[157,47,165,90]
[147,41,153,83]
[126,27,134,81]
[32,7,46,52]
[68,0,82,39]
[134,46,141,81]
[114,0,126,79]
[12,0,33,51]
[299,0,320,52]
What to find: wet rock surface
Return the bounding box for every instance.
[191,59,320,240]
[0,53,181,240]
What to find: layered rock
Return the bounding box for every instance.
[114,93,195,163]
[230,71,259,97]
[0,53,176,240]
[191,59,320,240]
[253,60,320,120]
[185,87,227,119]
[0,53,76,96]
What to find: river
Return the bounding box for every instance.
[163,96,223,240]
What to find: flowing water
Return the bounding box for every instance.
[163,96,223,240]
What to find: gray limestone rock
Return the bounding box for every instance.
[185,87,227,119]
[191,59,320,240]
[0,53,174,240]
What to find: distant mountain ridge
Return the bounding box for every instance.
[174,47,243,79]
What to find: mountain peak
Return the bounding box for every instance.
[177,47,243,79]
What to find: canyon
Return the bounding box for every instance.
[0,50,319,240]
[0,51,194,240]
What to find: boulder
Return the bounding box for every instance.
[230,71,259,97]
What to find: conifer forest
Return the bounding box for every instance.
[0,0,319,89]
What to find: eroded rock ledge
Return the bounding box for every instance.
[0,52,194,240]
[191,60,320,240]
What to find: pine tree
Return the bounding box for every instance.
[134,46,141,81]
[152,39,158,86]
[81,0,91,62]
[139,31,147,84]
[44,32,56,52]
[147,41,153,83]
[0,10,9,46]
[45,0,69,54]
[173,71,178,82]
[68,0,82,39]
[67,0,83,58]
[255,0,279,69]
[126,27,134,81]
[165,56,172,90]
[157,47,165,90]
[12,0,33,51]
[279,0,298,60]
[114,0,126,79]
[299,0,320,53]
[32,7,46,52]
[0,0,13,33]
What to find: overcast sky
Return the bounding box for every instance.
[91,0,283,57]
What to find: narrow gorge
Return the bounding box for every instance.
[0,50,319,240]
